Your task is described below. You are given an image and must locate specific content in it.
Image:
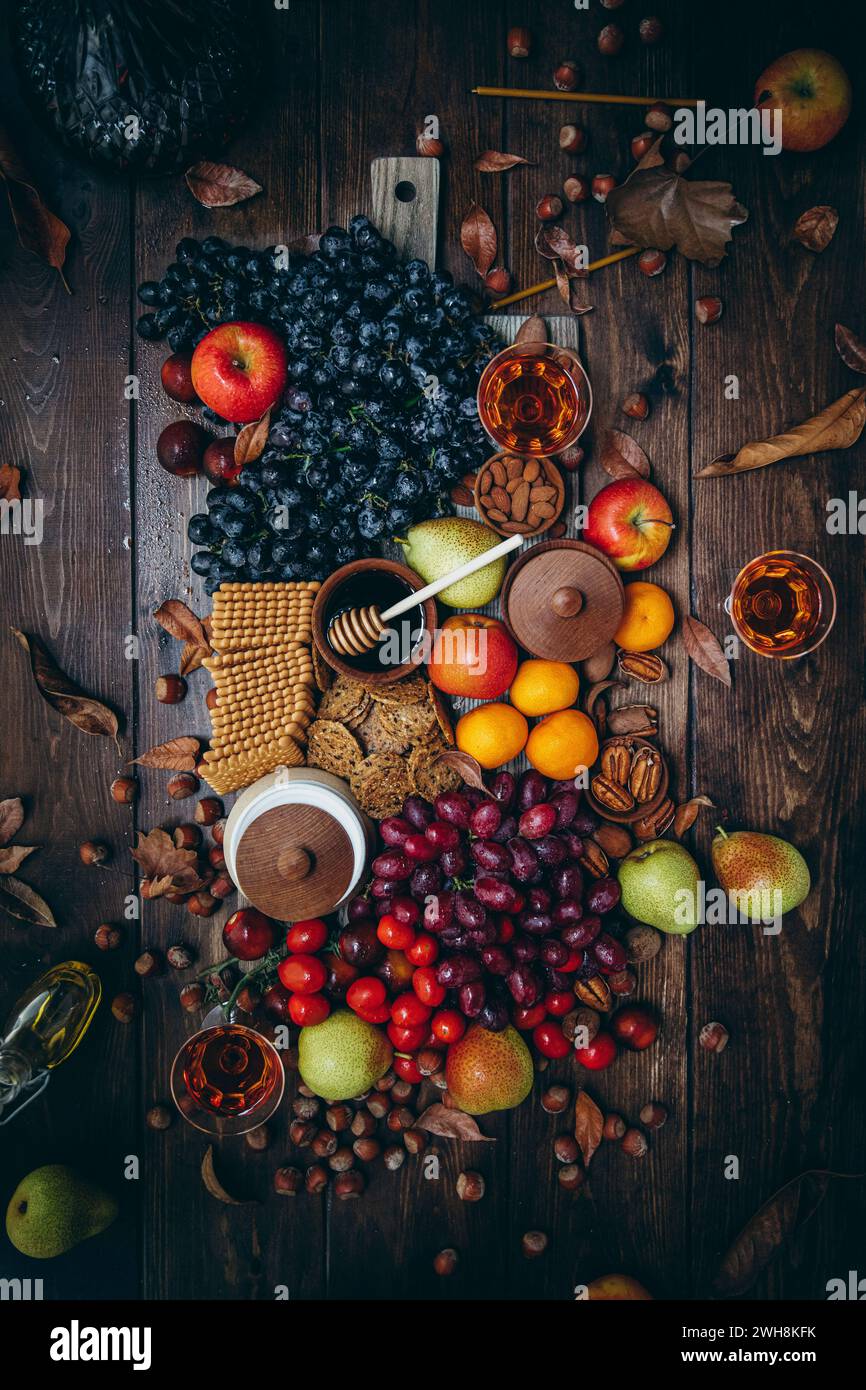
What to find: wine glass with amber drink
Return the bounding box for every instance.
[726,551,836,659]
[170,1022,285,1136]
[477,342,591,456]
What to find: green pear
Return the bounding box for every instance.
[618,838,702,934]
[397,518,507,607]
[711,827,810,921]
[298,1009,393,1101]
[6,1164,118,1259]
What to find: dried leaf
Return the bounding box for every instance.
[535,225,588,276]
[201,1145,256,1204]
[682,616,731,687]
[0,464,22,501]
[574,1091,604,1168]
[11,629,121,747]
[286,232,322,256]
[514,314,547,346]
[0,797,24,848]
[673,795,714,839]
[460,202,497,279]
[713,1170,832,1296]
[0,125,71,289]
[552,260,594,316]
[0,845,38,873]
[792,205,838,252]
[130,828,204,896]
[185,161,262,209]
[435,749,493,795]
[154,599,212,677]
[600,429,650,481]
[233,409,272,466]
[697,387,866,477]
[0,875,56,927]
[834,323,866,375]
[606,704,658,737]
[130,737,201,771]
[414,1104,496,1141]
[475,150,534,173]
[606,152,748,267]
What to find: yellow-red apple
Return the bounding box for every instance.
[191,321,288,423]
[586,1274,653,1300]
[584,479,674,571]
[755,49,851,152]
[428,613,518,698]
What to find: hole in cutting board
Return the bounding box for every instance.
[394,181,417,203]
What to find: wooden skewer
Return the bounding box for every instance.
[328,533,524,657]
[472,86,702,107]
[491,246,640,310]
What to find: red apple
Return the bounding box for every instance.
[191,321,288,423]
[428,613,518,699]
[755,49,851,152]
[160,352,199,404]
[583,479,674,571]
[222,907,278,961]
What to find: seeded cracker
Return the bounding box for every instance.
[350,753,411,819]
[427,684,455,746]
[312,644,333,693]
[408,740,462,801]
[306,719,364,777]
[317,674,371,727]
[376,699,438,747]
[369,674,428,705]
[353,702,408,754]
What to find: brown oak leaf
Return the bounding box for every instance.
[600,429,650,481]
[435,749,493,796]
[696,388,866,476]
[131,829,204,896]
[184,162,262,209]
[12,629,121,748]
[606,147,748,267]
[682,616,731,686]
[153,600,212,676]
[0,797,24,848]
[130,737,201,771]
[474,151,534,173]
[535,224,588,277]
[574,1090,604,1168]
[0,875,56,927]
[792,205,838,252]
[460,203,497,278]
[0,464,22,501]
[713,1171,835,1297]
[0,125,71,289]
[414,1104,496,1141]
[834,324,866,375]
[551,260,594,315]
[233,409,272,466]
[0,845,38,873]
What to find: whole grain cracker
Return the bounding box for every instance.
[408,740,463,801]
[306,719,364,778]
[350,753,411,819]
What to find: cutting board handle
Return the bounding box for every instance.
[370,157,440,267]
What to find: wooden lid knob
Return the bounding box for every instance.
[551,586,583,618]
[277,846,311,882]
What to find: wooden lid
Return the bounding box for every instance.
[234,803,355,921]
[501,540,625,662]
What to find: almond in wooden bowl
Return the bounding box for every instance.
[473,453,565,538]
[585,735,669,825]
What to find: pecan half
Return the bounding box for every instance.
[591,774,635,813]
[606,704,659,737]
[600,740,633,784]
[629,747,663,803]
[577,839,609,878]
[592,823,633,859]
[633,796,675,840]
[617,650,668,684]
[574,975,613,1013]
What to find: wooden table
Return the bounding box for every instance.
[1,0,864,1301]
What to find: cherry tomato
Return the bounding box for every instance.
[406,932,438,966]
[277,953,327,995]
[561,947,583,972]
[346,976,387,1014]
[393,1054,423,1083]
[533,1020,571,1059]
[285,917,328,953]
[513,1002,546,1031]
[412,966,446,1007]
[354,1001,392,1025]
[377,914,416,951]
[497,915,516,943]
[288,992,330,1026]
[431,1009,466,1044]
[544,990,574,1018]
[387,1021,429,1052]
[391,992,432,1028]
[575,1031,617,1070]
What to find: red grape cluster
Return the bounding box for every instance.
[341,769,626,1061]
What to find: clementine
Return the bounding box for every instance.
[456,702,528,770]
[613,581,675,652]
[509,659,579,717]
[525,709,599,781]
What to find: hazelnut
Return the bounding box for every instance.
[623,392,650,421]
[245,1124,270,1151]
[507,26,531,58]
[591,173,616,203]
[166,943,194,970]
[645,102,673,132]
[429,1070,448,1089]
[167,772,199,800]
[625,925,662,962]
[179,982,204,1013]
[390,1079,415,1105]
[638,247,667,276]
[563,175,591,204]
[134,950,162,979]
[351,1109,376,1138]
[671,151,692,174]
[352,1137,381,1162]
[334,1170,365,1199]
[631,131,656,162]
[173,823,202,850]
[553,1134,580,1165]
[210,873,235,900]
[94,923,122,951]
[456,1170,485,1202]
[433,1247,459,1276]
[374,1070,396,1092]
[601,0,625,7]
[208,845,226,872]
[326,1103,352,1132]
[403,1128,427,1155]
[598,23,624,55]
[304,1164,329,1194]
[187,891,218,917]
[110,776,137,805]
[558,1163,585,1192]
[534,1055,549,1073]
[79,840,110,866]
[695,296,723,325]
[383,1144,405,1171]
[289,1119,316,1148]
[541,1085,571,1115]
[536,195,564,222]
[194,796,223,826]
[484,266,512,295]
[205,686,219,711]
[622,1128,649,1158]
[293,1095,320,1120]
[639,15,664,44]
[563,1007,600,1045]
[235,985,259,1013]
[155,674,186,704]
[163,884,190,904]
[416,131,444,158]
[608,967,638,996]
[416,1048,442,1077]
[522,1230,548,1259]
[328,1146,355,1173]
[367,1093,391,1119]
[699,1020,730,1052]
[274,1166,303,1195]
[558,123,586,155]
[640,1101,668,1130]
[603,1113,627,1141]
[205,967,235,1002]
[146,1104,172,1130]
[556,443,585,471]
[386,1105,415,1133]
[311,1128,337,1158]
[111,992,135,1023]
[211,818,226,847]
[553,60,580,92]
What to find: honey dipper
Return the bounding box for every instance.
[327,532,524,657]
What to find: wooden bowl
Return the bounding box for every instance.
[312,558,436,687]
[585,735,670,826]
[473,453,565,538]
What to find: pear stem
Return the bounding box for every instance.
[715,826,728,839]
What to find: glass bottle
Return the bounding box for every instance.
[0,961,101,1125]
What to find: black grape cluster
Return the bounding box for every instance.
[136,218,499,589]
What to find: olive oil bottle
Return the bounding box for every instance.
[0,962,101,1125]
